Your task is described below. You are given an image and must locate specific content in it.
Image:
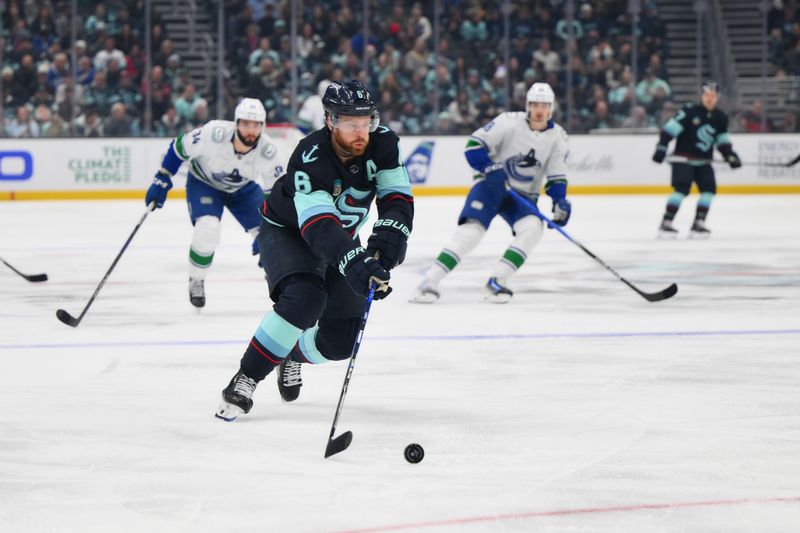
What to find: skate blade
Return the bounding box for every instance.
[484,292,512,304]
[657,231,679,240]
[408,290,439,304]
[215,402,245,422]
[688,231,710,240]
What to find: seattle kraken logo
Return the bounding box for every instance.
[335,187,371,233]
[695,125,716,152]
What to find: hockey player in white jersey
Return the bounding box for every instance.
[410,82,571,304]
[145,98,285,307]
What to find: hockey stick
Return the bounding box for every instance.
[510,190,678,302]
[56,203,154,327]
[0,256,48,282]
[324,282,378,458]
[667,154,800,168]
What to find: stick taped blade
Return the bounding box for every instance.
[640,283,678,302]
[27,273,48,282]
[56,309,79,327]
[324,431,353,458]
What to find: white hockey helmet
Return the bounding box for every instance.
[526,82,555,119]
[234,98,267,124]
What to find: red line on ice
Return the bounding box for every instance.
[332,496,800,533]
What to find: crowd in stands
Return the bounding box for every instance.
[2,0,797,137]
[1,0,215,138]
[231,0,675,134]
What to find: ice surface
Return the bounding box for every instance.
[1,195,800,532]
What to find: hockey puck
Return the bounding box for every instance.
[404,443,424,463]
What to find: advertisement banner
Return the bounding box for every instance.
[2,133,799,200]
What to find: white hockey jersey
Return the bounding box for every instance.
[469,112,569,198]
[174,120,285,194]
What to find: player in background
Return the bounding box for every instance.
[296,79,330,133]
[410,82,570,304]
[652,81,741,239]
[215,81,413,421]
[145,98,285,308]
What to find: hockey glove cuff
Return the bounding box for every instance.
[145,171,173,209]
[652,144,667,164]
[727,151,742,169]
[366,218,410,270]
[552,198,571,227]
[338,246,392,300]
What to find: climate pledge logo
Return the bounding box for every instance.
[69,146,131,183]
[0,151,33,180]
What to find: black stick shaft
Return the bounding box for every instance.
[509,190,676,302]
[0,256,48,282]
[325,284,376,457]
[58,204,153,327]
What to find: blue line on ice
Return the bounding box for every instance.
[2,328,800,350]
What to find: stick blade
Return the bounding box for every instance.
[324,431,353,458]
[26,273,48,282]
[56,309,80,327]
[640,283,678,302]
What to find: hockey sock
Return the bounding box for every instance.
[424,221,485,285]
[287,326,333,364]
[241,311,303,381]
[490,216,543,282]
[189,215,221,280]
[663,192,685,221]
[695,192,714,221]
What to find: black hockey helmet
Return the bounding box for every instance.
[701,80,719,93]
[322,80,380,131]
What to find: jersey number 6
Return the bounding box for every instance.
[295,171,312,193]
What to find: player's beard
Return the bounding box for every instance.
[333,130,369,158]
[236,129,259,147]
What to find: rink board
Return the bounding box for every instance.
[1,133,798,200]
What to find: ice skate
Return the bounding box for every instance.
[189,278,206,308]
[484,277,513,303]
[277,358,302,402]
[689,219,711,239]
[215,371,258,421]
[409,280,441,304]
[657,219,679,240]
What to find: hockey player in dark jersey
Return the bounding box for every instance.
[652,81,742,238]
[215,80,414,421]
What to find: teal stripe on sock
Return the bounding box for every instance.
[298,326,329,364]
[253,312,302,358]
[698,192,714,208]
[667,192,686,207]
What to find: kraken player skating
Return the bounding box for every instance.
[652,81,741,239]
[215,81,413,421]
[410,82,571,304]
[145,98,286,307]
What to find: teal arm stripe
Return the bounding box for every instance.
[662,118,683,137]
[294,189,338,226]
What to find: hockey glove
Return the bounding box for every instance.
[727,151,742,169]
[552,198,572,227]
[145,171,173,209]
[339,246,392,300]
[482,163,508,206]
[652,144,667,164]
[366,218,410,270]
